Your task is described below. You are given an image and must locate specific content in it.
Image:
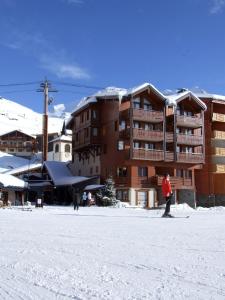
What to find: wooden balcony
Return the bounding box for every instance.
[213,130,225,140]
[151,176,193,188]
[212,113,225,122]
[132,149,164,161]
[176,152,204,163]
[211,164,225,173]
[119,128,130,139]
[73,136,101,150]
[177,134,203,146]
[131,176,152,188]
[132,108,164,123]
[133,128,163,142]
[176,115,203,128]
[165,151,174,161]
[212,147,225,156]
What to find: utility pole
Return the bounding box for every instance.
[37,79,57,162]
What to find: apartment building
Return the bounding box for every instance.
[68,83,206,208]
[0,130,37,157]
[194,92,225,206]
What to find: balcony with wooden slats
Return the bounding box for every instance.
[176,152,204,163]
[132,108,164,123]
[213,130,225,140]
[73,135,101,150]
[212,112,225,122]
[132,149,164,161]
[151,176,193,188]
[177,134,203,146]
[132,128,164,142]
[176,115,203,128]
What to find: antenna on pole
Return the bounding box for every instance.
[37,79,57,162]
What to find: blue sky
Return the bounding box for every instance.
[0,0,225,113]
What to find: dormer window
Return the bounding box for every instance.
[55,144,59,153]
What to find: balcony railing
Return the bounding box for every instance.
[132,148,164,161]
[133,128,163,142]
[213,130,225,140]
[176,152,204,163]
[212,113,225,122]
[74,136,101,149]
[133,108,164,123]
[176,134,203,146]
[176,115,203,128]
[151,176,193,188]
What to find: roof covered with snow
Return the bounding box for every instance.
[0,97,64,136]
[0,173,28,189]
[43,161,95,186]
[166,91,207,110]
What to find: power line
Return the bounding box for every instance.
[54,81,105,90]
[0,81,40,87]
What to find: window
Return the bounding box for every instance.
[116,190,128,202]
[81,113,84,123]
[96,166,99,173]
[92,110,97,119]
[133,141,140,149]
[90,167,93,175]
[143,98,152,111]
[144,123,154,131]
[145,143,154,150]
[65,144,70,153]
[117,140,124,150]
[138,167,148,177]
[55,144,59,153]
[133,121,140,129]
[86,110,89,120]
[117,167,127,177]
[119,120,126,131]
[133,97,141,109]
[92,128,98,136]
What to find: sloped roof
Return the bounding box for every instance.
[0,174,28,189]
[166,91,207,110]
[43,161,94,186]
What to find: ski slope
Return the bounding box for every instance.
[0,205,225,299]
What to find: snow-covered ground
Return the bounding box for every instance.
[0,205,225,300]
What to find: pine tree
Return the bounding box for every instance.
[97,176,117,206]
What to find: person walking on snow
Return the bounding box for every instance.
[162,173,173,218]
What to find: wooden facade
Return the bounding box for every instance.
[0,130,37,157]
[195,96,225,206]
[68,85,206,208]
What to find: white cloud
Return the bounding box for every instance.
[2,29,90,80]
[210,0,225,14]
[40,55,90,80]
[62,0,84,5]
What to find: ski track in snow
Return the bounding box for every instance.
[0,206,225,299]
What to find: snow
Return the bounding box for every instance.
[0,97,64,135]
[0,151,30,173]
[0,173,27,188]
[43,161,92,186]
[0,205,225,299]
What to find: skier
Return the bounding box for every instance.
[73,192,80,211]
[161,173,173,218]
[82,191,87,206]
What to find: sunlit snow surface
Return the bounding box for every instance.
[0,205,225,299]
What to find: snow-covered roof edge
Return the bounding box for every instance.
[166,91,207,110]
